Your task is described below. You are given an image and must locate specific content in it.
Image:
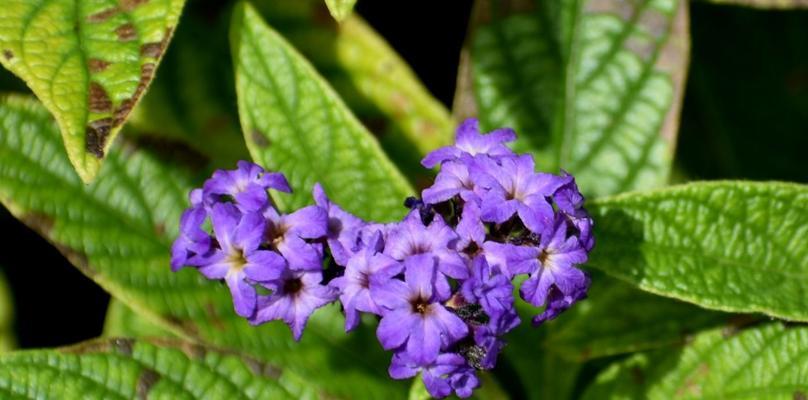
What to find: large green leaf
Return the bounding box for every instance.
[324,0,357,21]
[0,95,407,399]
[231,2,413,220]
[545,274,727,361]
[0,338,296,399]
[0,0,185,183]
[589,181,808,321]
[457,0,690,197]
[104,299,174,339]
[581,323,808,399]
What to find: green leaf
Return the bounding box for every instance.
[458,0,690,197]
[581,323,808,399]
[0,338,295,399]
[589,181,808,321]
[104,299,175,339]
[545,274,728,361]
[698,0,808,8]
[231,2,413,221]
[324,0,357,21]
[0,95,407,399]
[0,0,185,183]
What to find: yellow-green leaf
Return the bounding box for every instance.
[0,0,185,182]
[324,0,357,21]
[590,181,808,321]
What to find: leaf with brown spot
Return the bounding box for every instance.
[87,58,110,73]
[0,338,294,399]
[0,0,186,182]
[581,324,808,399]
[88,82,112,113]
[115,23,138,41]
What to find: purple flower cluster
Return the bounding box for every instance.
[171,119,594,399]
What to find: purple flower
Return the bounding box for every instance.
[389,352,479,399]
[171,201,212,271]
[472,155,566,233]
[203,160,291,212]
[455,201,486,251]
[532,280,589,325]
[330,232,403,331]
[313,183,367,266]
[422,118,515,168]
[373,254,468,365]
[198,203,286,318]
[263,205,327,271]
[466,326,506,370]
[384,211,468,281]
[519,218,589,310]
[553,172,595,252]
[461,257,520,333]
[481,241,538,278]
[421,159,478,205]
[250,267,338,340]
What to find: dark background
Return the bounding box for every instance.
[0,1,806,348]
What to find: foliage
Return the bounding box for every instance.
[0,0,805,398]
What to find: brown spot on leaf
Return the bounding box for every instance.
[114,99,135,127]
[115,23,137,42]
[244,357,282,379]
[624,36,655,62]
[136,368,160,400]
[88,82,112,113]
[2,49,13,60]
[111,338,135,355]
[21,212,55,235]
[204,302,226,331]
[120,0,149,11]
[140,42,163,58]
[87,6,120,23]
[154,222,165,237]
[140,62,156,84]
[639,8,670,40]
[585,0,635,20]
[112,63,155,126]
[88,58,110,72]
[250,128,270,147]
[86,118,113,158]
[795,391,807,400]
